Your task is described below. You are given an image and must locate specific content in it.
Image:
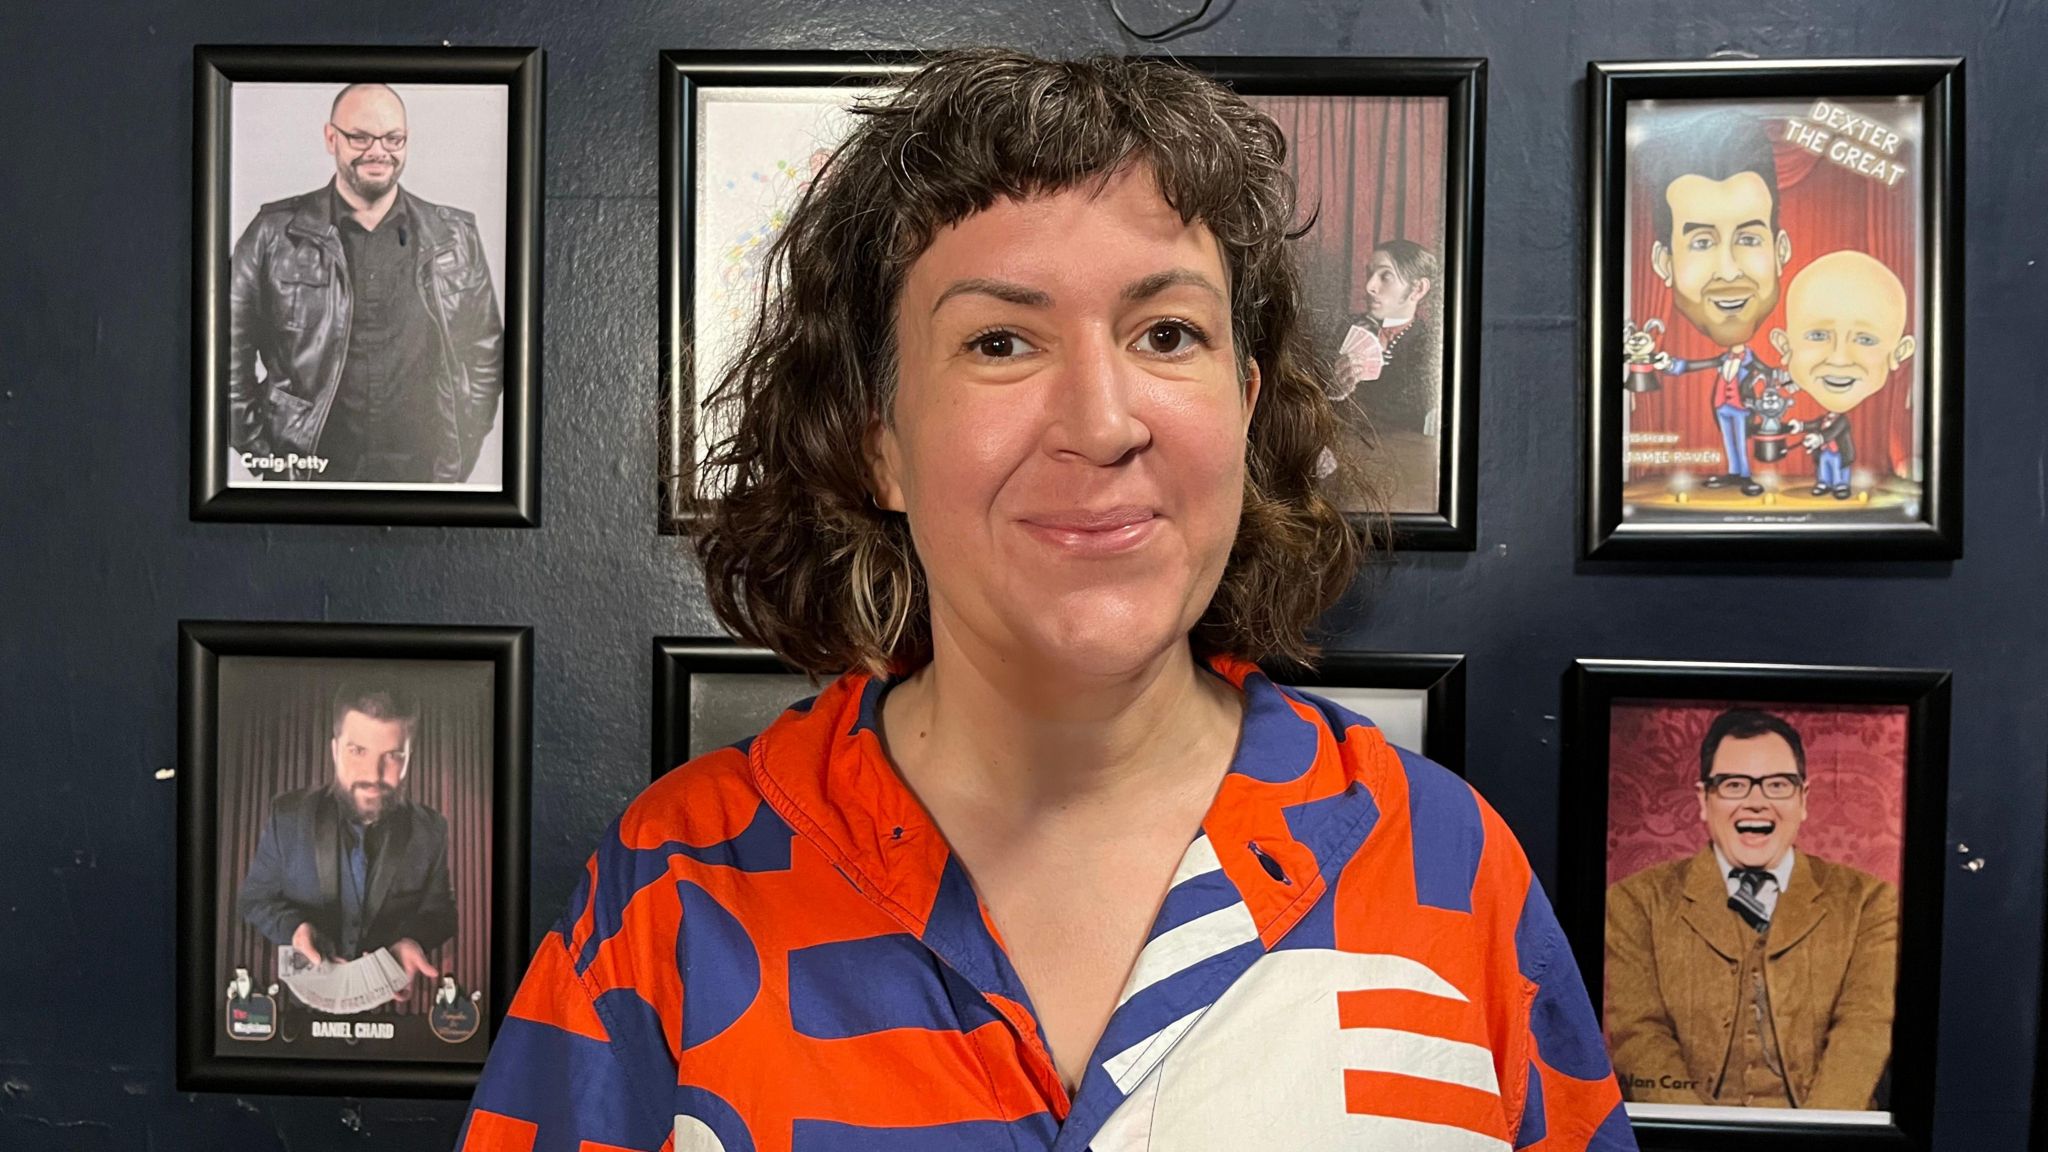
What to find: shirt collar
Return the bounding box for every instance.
[1714,843,1795,893]
[331,180,408,232]
[746,650,1384,948]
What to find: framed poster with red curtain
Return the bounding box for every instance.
[1182,57,1486,549]
[1586,59,1963,559]
[1560,659,1951,1150]
[177,621,530,1096]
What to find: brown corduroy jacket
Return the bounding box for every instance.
[1604,846,1898,1109]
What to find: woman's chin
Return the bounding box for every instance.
[1012,607,1196,678]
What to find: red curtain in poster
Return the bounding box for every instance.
[1253,95,1448,316]
[1626,114,1921,483]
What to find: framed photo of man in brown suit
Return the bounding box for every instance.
[1561,660,1950,1151]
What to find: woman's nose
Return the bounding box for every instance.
[1042,331,1150,465]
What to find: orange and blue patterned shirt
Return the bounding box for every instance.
[460,654,1634,1151]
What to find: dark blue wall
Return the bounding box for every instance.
[2,0,2041,1147]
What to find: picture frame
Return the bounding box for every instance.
[1560,659,1950,1149]
[653,638,815,779]
[659,52,1484,549]
[192,45,544,526]
[1261,650,1467,773]
[177,620,531,1096]
[1180,56,1487,550]
[658,50,920,533]
[653,641,1466,780]
[1584,58,1963,560]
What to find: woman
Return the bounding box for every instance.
[462,49,1631,1152]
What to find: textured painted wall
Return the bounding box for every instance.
[1,0,2042,1147]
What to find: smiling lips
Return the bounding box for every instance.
[1734,819,1776,844]
[1020,508,1160,555]
[1820,373,1862,391]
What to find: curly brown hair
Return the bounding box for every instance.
[690,47,1378,678]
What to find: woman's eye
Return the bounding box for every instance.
[967,329,1037,359]
[1138,321,1205,356]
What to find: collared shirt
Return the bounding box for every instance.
[459,653,1634,1152]
[325,183,439,478]
[333,790,379,958]
[1714,845,1795,921]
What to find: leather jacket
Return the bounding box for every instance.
[228,182,505,482]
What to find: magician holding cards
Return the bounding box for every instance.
[236,682,457,1006]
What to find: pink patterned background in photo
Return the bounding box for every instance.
[1606,699,1908,888]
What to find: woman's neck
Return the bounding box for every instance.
[877,628,1243,826]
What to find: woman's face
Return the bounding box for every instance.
[871,163,1260,679]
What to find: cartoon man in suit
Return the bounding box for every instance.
[1605,709,1898,1109]
[237,682,455,998]
[1772,251,1916,500]
[1632,110,1794,497]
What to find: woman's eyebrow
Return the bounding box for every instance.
[1120,268,1223,304]
[930,278,1053,315]
[930,269,1223,316]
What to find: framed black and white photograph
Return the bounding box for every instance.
[1560,659,1949,1149]
[192,46,543,525]
[1181,57,1485,549]
[659,50,919,532]
[1262,650,1466,773]
[177,621,530,1096]
[1585,58,1963,560]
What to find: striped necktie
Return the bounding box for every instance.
[1728,866,1772,931]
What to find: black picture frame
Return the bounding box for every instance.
[659,52,1483,550]
[1179,56,1487,550]
[1584,58,1963,560]
[653,641,1466,781]
[192,45,544,526]
[658,50,921,533]
[1261,650,1467,774]
[177,620,532,1096]
[1560,659,1950,1150]
[653,638,815,779]
[2033,764,2048,1152]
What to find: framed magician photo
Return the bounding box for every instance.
[659,50,919,532]
[1182,56,1486,549]
[177,621,531,1096]
[192,46,543,526]
[1584,58,1962,560]
[1560,659,1950,1150]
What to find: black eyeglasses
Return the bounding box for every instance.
[1704,773,1804,801]
[329,124,408,151]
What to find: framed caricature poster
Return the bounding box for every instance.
[192,46,543,526]
[1184,57,1486,549]
[178,622,530,1095]
[659,51,919,531]
[1585,59,1962,559]
[1561,660,1950,1150]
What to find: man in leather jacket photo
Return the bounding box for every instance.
[227,82,504,486]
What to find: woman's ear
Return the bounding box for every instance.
[1241,357,1263,434]
[864,416,906,512]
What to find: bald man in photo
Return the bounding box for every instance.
[227,82,503,484]
[1771,251,1917,500]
